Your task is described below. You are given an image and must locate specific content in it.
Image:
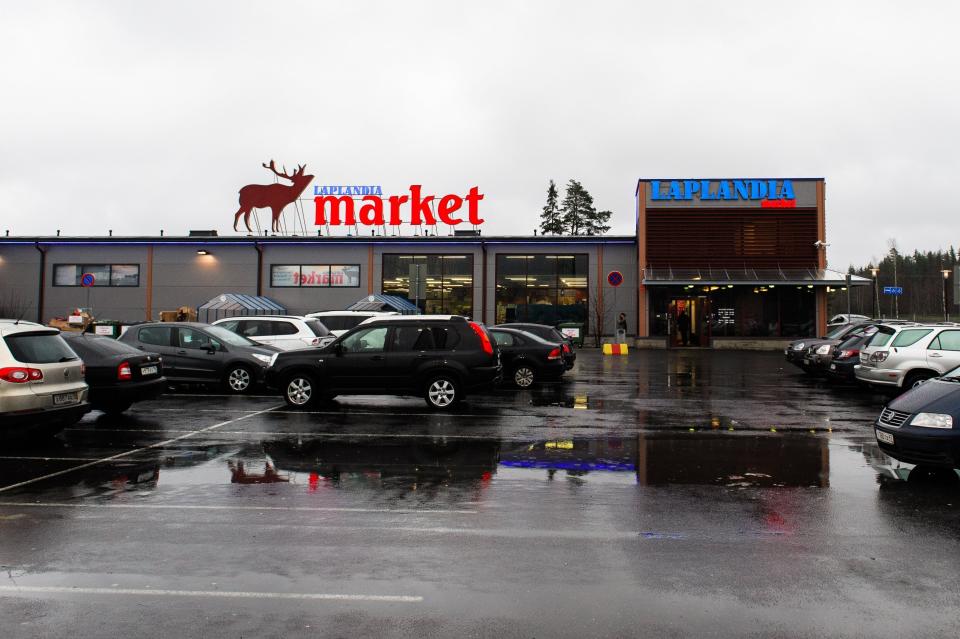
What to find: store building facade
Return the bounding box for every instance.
[0,177,866,347]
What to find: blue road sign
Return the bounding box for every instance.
[80,273,96,287]
[883,286,903,296]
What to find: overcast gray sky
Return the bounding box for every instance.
[1,1,957,268]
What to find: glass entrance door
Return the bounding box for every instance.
[668,297,711,347]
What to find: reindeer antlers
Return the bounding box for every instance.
[262,160,307,180]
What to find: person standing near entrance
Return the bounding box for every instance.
[677,310,691,346]
[616,312,627,342]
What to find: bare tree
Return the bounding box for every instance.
[589,293,615,348]
[0,291,29,321]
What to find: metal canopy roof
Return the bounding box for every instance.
[347,294,420,315]
[642,267,871,287]
[197,293,286,322]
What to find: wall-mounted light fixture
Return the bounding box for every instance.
[197,249,210,256]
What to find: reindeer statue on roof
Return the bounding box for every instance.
[233,160,314,233]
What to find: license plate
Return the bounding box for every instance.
[876,429,894,445]
[53,392,78,406]
[141,365,158,376]
[830,364,837,370]
[803,358,811,365]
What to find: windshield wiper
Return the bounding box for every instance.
[58,356,78,362]
[938,376,960,383]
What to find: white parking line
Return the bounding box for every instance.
[0,501,477,515]
[0,585,422,603]
[0,405,282,494]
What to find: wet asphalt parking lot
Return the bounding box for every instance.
[2,350,960,638]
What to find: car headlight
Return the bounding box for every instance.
[251,353,273,366]
[910,413,954,429]
[816,344,831,355]
[793,342,806,351]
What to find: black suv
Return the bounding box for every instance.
[266,316,501,410]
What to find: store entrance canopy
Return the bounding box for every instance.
[642,267,871,287]
[198,293,287,323]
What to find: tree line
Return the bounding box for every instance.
[830,243,958,319]
[539,179,612,236]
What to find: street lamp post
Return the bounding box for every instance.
[943,269,951,322]
[870,267,880,319]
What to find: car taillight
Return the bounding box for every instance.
[468,322,494,356]
[839,349,858,359]
[80,362,86,375]
[562,343,570,354]
[0,367,43,383]
[872,351,889,363]
[547,347,562,360]
[117,361,133,381]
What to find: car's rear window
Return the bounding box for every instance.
[64,336,141,357]
[319,315,366,331]
[867,332,893,347]
[5,332,79,363]
[890,329,933,348]
[305,320,330,337]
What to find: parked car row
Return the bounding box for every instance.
[1,314,578,436]
[786,319,960,470]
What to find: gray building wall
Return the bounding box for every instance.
[0,245,41,321]
[0,238,639,336]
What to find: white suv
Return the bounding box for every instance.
[856,323,960,390]
[305,311,400,337]
[212,316,335,351]
[0,320,90,436]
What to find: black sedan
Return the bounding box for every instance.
[874,366,960,468]
[118,322,279,394]
[62,333,166,414]
[825,331,875,383]
[494,323,576,370]
[488,327,566,388]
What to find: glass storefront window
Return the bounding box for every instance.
[53,264,140,287]
[381,254,474,316]
[270,265,361,288]
[495,254,588,327]
[650,285,815,340]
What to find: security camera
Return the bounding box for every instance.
[813,240,830,248]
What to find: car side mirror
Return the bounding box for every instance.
[334,342,344,356]
[206,345,217,355]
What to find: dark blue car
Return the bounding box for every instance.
[875,366,960,468]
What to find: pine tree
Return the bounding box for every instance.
[583,209,612,236]
[539,180,564,235]
[560,179,596,236]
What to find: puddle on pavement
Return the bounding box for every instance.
[6,429,960,501]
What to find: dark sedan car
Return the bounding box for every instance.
[489,327,566,388]
[825,330,877,383]
[62,333,166,414]
[118,322,279,394]
[785,322,867,372]
[495,323,576,370]
[874,366,960,468]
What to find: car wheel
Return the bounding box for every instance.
[424,375,460,410]
[512,364,537,388]
[904,371,935,390]
[101,402,132,415]
[284,373,317,408]
[224,365,254,394]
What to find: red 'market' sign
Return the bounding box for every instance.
[315,185,484,227]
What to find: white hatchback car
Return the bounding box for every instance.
[305,311,400,337]
[0,320,90,436]
[212,316,335,351]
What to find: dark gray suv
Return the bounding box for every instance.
[266,315,501,410]
[119,322,279,394]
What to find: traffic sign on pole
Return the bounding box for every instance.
[882,286,903,296]
[607,271,624,287]
[80,273,96,287]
